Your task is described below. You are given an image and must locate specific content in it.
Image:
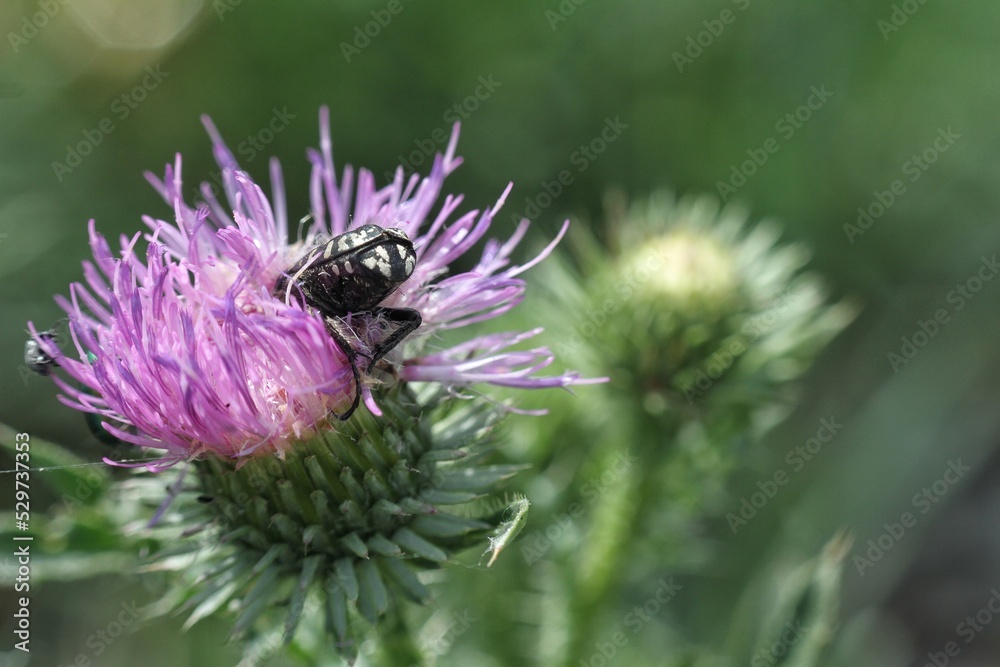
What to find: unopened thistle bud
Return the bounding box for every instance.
[550,191,855,418]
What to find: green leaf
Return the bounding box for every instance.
[483,497,530,567]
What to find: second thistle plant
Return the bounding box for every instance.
[515,191,855,666]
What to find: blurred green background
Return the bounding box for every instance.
[3,1,1000,665]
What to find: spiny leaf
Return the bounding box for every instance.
[484,497,530,567]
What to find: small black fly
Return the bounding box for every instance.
[24,329,59,376]
[274,224,422,420]
[25,331,128,446]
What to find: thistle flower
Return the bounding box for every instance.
[30,107,589,466]
[28,109,599,663]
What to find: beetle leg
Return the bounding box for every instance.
[365,307,422,373]
[321,308,421,420]
[323,317,363,421]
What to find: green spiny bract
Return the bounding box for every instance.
[150,386,523,664]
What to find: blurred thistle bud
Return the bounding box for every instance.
[543,190,856,424]
[526,192,857,619]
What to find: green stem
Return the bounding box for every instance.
[562,454,641,665]
[562,413,674,667]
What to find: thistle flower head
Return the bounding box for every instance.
[30,108,593,467]
[26,110,604,662]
